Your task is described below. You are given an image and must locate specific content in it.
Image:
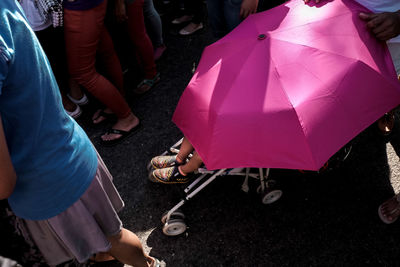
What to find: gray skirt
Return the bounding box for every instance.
[23,155,125,266]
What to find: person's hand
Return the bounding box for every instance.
[303,0,321,4]
[240,0,259,19]
[115,0,128,23]
[359,11,400,41]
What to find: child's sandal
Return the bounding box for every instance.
[151,166,191,184]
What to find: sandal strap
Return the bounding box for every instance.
[106,128,129,135]
[137,73,160,88]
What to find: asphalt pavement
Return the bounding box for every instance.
[4,1,400,266]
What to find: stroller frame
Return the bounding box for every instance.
[148,138,283,236]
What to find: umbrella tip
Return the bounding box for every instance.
[258,34,266,40]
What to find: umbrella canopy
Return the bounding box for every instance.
[172,0,400,171]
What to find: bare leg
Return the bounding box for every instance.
[68,79,84,100]
[107,228,154,267]
[177,136,194,162]
[180,151,203,175]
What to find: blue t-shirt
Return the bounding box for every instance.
[0,0,98,220]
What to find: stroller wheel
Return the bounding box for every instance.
[261,189,282,204]
[162,219,187,236]
[161,209,185,224]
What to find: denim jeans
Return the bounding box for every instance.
[206,0,243,38]
[143,0,163,47]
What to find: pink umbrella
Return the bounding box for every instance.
[172,0,400,171]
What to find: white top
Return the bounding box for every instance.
[354,0,400,43]
[18,0,52,31]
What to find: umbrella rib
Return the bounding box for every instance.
[270,12,351,35]
[269,55,319,169]
[270,36,361,63]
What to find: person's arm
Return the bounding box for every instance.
[240,0,259,19]
[359,11,400,41]
[0,114,16,200]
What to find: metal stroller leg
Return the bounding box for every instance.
[184,173,208,193]
[241,168,251,193]
[161,169,226,236]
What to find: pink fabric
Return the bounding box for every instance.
[173,0,400,171]
[64,0,131,119]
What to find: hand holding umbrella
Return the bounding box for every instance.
[359,11,400,41]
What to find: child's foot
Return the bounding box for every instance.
[151,166,190,184]
[378,194,400,224]
[151,155,184,169]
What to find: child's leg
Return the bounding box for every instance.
[176,136,194,163]
[179,151,203,175]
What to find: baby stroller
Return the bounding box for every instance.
[148,138,352,236]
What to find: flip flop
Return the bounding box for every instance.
[378,195,400,224]
[134,73,160,95]
[100,122,141,147]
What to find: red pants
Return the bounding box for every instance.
[64,0,131,119]
[126,0,157,79]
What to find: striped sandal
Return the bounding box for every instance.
[151,166,190,184]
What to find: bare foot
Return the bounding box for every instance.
[92,108,114,124]
[379,195,400,224]
[101,113,139,141]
